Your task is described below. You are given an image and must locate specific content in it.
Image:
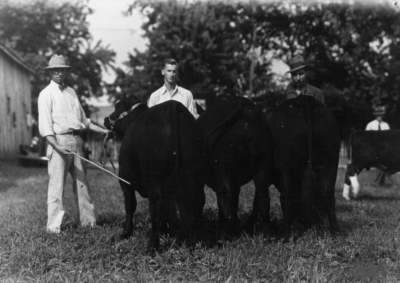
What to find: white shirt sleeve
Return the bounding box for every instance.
[186,90,199,119]
[38,90,54,137]
[148,91,158,108]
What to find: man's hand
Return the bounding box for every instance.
[55,145,73,155]
[101,128,112,135]
[89,123,112,135]
[46,135,72,156]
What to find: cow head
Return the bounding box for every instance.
[104,94,143,138]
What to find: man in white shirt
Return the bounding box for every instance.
[365,106,390,131]
[365,106,390,185]
[38,54,109,233]
[148,58,199,118]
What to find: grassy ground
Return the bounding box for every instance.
[1,161,400,282]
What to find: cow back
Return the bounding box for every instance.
[120,100,203,187]
[197,97,253,154]
[197,97,273,188]
[350,130,400,171]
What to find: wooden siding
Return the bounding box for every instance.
[0,49,32,160]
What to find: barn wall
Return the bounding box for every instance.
[0,50,32,160]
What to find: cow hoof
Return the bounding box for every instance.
[146,245,159,255]
[342,194,351,201]
[119,230,132,240]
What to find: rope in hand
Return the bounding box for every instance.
[99,131,117,173]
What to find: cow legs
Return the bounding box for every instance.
[343,165,361,200]
[322,172,339,235]
[326,194,339,235]
[278,169,298,239]
[247,169,272,238]
[120,181,137,240]
[349,176,360,198]
[216,183,240,241]
[342,184,351,201]
[147,188,162,253]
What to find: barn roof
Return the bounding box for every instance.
[0,43,35,74]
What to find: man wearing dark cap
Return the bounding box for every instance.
[38,54,109,233]
[286,55,325,104]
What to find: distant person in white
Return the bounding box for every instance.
[365,106,390,131]
[148,58,199,119]
[38,54,109,233]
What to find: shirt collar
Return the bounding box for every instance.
[50,80,60,87]
[288,83,310,95]
[50,80,65,89]
[161,84,179,96]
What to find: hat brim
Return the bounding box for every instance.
[44,65,70,69]
[287,64,307,73]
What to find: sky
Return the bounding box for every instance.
[86,0,148,106]
[86,0,289,81]
[87,0,147,83]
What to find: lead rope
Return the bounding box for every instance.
[99,131,116,173]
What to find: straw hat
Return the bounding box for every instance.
[286,55,307,73]
[373,106,386,116]
[44,54,70,69]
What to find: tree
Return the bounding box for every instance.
[111,0,277,107]
[0,0,116,119]
[116,0,400,136]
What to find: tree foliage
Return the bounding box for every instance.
[0,0,116,118]
[111,0,280,107]
[114,0,400,135]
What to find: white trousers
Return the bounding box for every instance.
[46,134,95,233]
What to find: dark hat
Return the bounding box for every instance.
[44,54,70,69]
[286,55,307,73]
[373,106,386,116]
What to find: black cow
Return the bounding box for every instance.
[104,95,205,252]
[268,95,340,237]
[343,130,400,200]
[196,97,274,239]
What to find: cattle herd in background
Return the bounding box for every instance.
[103,95,392,253]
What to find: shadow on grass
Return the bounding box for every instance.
[353,194,400,201]
[96,213,124,227]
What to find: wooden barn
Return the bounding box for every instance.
[0,44,35,160]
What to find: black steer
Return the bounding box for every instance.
[196,97,274,239]
[343,130,400,200]
[268,95,340,237]
[104,95,205,252]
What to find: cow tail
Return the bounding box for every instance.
[204,99,244,156]
[348,130,354,164]
[301,100,318,223]
[343,130,355,186]
[171,102,181,188]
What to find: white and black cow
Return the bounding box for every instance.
[343,130,400,200]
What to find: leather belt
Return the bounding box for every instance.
[64,130,81,136]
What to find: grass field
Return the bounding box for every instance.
[1,160,400,282]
